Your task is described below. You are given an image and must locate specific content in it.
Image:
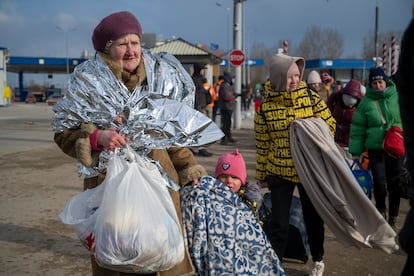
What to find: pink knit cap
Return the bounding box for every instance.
[92,11,143,52]
[215,149,247,184]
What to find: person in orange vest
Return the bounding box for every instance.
[212,75,224,123]
[204,80,216,119]
[321,70,335,95]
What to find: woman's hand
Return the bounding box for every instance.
[191,178,199,186]
[97,129,126,151]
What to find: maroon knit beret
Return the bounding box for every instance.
[92,11,143,52]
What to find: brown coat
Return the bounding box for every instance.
[54,52,206,276]
[318,86,330,103]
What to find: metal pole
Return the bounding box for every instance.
[65,32,69,75]
[227,6,231,72]
[56,26,75,75]
[233,0,243,129]
[374,3,379,65]
[242,3,246,86]
[0,49,6,106]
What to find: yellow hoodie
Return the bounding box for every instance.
[255,54,336,183]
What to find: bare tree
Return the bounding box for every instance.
[324,28,344,58]
[247,27,343,86]
[247,41,276,85]
[363,30,376,59]
[297,26,323,59]
[297,25,344,59]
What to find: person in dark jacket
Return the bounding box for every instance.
[218,71,236,145]
[395,15,414,276]
[349,67,404,228]
[327,79,364,148]
[192,63,213,156]
[192,63,212,114]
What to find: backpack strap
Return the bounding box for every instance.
[375,100,386,125]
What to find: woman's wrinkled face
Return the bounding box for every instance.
[287,73,300,91]
[371,79,387,91]
[218,174,242,192]
[108,34,141,73]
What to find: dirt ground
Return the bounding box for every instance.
[0,103,409,275]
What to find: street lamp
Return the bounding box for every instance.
[216,2,232,70]
[56,26,76,75]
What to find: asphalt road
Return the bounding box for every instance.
[0,103,55,155]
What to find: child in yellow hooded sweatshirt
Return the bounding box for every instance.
[255,54,336,276]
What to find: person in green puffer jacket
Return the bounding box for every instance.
[349,66,404,228]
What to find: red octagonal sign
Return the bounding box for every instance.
[229,49,245,66]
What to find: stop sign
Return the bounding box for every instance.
[229,49,245,66]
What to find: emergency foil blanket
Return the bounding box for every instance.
[52,49,223,177]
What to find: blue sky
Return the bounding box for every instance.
[1,0,412,87]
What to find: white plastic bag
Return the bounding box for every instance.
[59,180,105,250]
[93,146,184,273]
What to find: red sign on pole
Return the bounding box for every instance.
[229,49,245,66]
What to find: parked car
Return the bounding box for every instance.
[25,93,37,104]
[46,94,62,105]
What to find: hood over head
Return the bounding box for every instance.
[223,71,234,84]
[340,79,364,100]
[307,70,322,84]
[269,54,305,91]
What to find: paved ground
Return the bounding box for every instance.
[0,103,409,275]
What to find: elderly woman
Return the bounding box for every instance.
[53,11,208,276]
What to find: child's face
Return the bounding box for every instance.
[287,73,300,91]
[308,82,321,92]
[218,174,242,192]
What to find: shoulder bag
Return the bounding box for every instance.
[375,101,405,158]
